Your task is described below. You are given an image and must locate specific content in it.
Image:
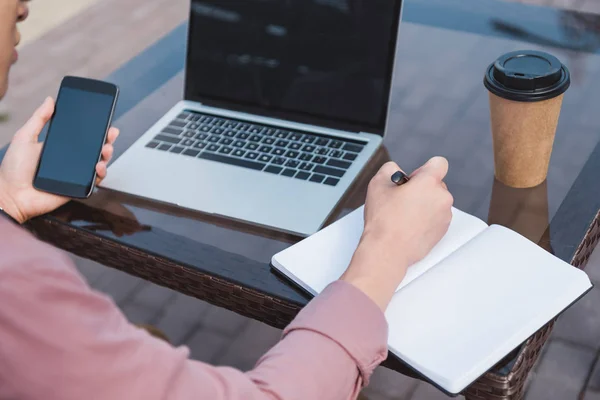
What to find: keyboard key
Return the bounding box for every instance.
[170,146,185,154]
[199,152,266,171]
[327,159,352,169]
[288,142,302,150]
[233,140,246,148]
[220,138,233,145]
[202,117,214,124]
[343,143,364,153]
[155,134,181,145]
[285,151,299,159]
[195,133,209,141]
[275,139,289,147]
[264,128,277,136]
[315,138,329,146]
[328,140,343,149]
[286,160,300,168]
[237,132,250,140]
[265,166,283,174]
[207,144,220,152]
[212,119,225,127]
[249,127,264,134]
[262,137,275,145]
[302,135,316,144]
[330,150,344,158]
[232,149,246,157]
[238,123,251,131]
[183,130,195,138]
[177,112,191,120]
[211,127,224,134]
[224,130,237,137]
[163,127,183,136]
[246,152,259,160]
[276,130,290,139]
[157,144,171,151]
[258,154,272,163]
[313,156,327,164]
[299,153,313,162]
[281,168,296,177]
[146,141,160,149]
[310,174,326,183]
[171,119,187,128]
[289,133,303,141]
[302,145,316,152]
[219,146,233,155]
[224,122,237,129]
[316,148,329,155]
[194,142,207,150]
[343,153,357,161]
[183,149,200,157]
[182,139,195,147]
[314,165,345,178]
[299,162,314,171]
[208,136,220,143]
[295,171,310,180]
[272,157,286,165]
[249,135,262,142]
[188,123,199,130]
[324,177,340,186]
[272,148,285,156]
[246,143,259,151]
[259,145,273,153]
[200,125,211,132]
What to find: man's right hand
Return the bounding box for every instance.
[341,157,453,311]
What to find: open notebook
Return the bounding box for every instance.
[271,206,592,395]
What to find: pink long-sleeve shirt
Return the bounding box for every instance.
[0,216,389,400]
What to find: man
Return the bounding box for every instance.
[0,1,453,399]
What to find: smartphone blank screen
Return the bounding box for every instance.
[37,87,115,187]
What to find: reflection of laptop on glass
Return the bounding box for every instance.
[102,0,403,236]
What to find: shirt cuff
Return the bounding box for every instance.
[283,280,388,385]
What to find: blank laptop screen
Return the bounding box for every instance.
[185,0,403,135]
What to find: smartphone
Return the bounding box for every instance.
[33,76,119,198]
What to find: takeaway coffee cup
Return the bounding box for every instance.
[484,50,570,188]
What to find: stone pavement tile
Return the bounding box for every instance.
[129,281,177,309]
[202,304,251,337]
[579,0,600,13]
[216,320,282,371]
[120,303,161,326]
[409,382,463,400]
[186,329,235,364]
[586,355,600,390]
[585,390,600,400]
[582,245,600,284]
[360,367,420,400]
[525,340,594,400]
[154,293,212,345]
[72,255,108,286]
[91,267,145,305]
[552,286,600,349]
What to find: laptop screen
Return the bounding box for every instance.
[185,0,403,135]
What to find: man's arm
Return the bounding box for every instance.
[0,219,388,400]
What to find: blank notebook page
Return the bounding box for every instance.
[385,224,592,393]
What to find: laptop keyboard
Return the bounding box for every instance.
[145,111,367,187]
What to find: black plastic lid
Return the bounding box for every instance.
[484,50,570,102]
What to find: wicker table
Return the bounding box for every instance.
[4,0,600,398]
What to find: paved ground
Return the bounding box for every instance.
[1,0,600,399]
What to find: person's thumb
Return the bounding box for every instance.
[412,156,449,181]
[14,97,54,143]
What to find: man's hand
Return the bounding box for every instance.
[0,97,119,223]
[341,157,453,310]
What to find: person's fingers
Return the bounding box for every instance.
[96,162,107,180]
[106,127,119,145]
[412,157,449,182]
[101,144,114,161]
[376,161,404,180]
[441,181,448,190]
[14,97,55,142]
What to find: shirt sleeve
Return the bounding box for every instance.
[0,222,388,400]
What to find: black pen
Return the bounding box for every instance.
[391,170,410,186]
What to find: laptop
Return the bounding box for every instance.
[102,0,404,236]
